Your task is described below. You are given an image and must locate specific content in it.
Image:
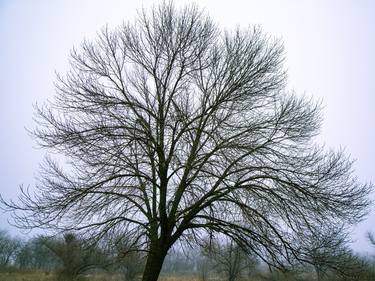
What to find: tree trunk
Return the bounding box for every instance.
[141,246,168,281]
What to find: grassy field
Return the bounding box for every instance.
[0,271,55,281]
[0,272,206,281]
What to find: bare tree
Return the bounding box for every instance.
[15,235,60,271]
[0,229,21,270]
[197,254,211,281]
[302,228,353,281]
[112,234,145,281]
[41,233,107,281]
[1,3,371,281]
[202,238,258,281]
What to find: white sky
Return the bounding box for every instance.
[0,0,374,253]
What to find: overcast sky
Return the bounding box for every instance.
[0,0,374,252]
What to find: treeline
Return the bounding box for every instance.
[0,229,145,280]
[1,228,375,281]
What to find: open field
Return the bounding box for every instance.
[0,271,54,281]
[0,272,207,281]
[0,273,228,281]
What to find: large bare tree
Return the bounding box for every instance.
[1,3,371,281]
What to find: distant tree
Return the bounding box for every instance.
[14,240,34,270]
[298,227,348,280]
[202,238,258,281]
[41,233,107,281]
[113,235,145,281]
[0,229,21,269]
[311,247,363,281]
[1,3,371,281]
[294,227,371,281]
[196,254,211,281]
[15,236,60,271]
[162,247,201,276]
[117,251,144,281]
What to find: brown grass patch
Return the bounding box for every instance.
[0,271,55,281]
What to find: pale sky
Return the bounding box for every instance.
[0,0,374,253]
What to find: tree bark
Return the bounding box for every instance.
[141,245,168,281]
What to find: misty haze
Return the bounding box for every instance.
[0,1,374,281]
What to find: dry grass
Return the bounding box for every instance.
[159,277,201,281]
[0,271,55,281]
[0,272,251,281]
[90,275,210,281]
